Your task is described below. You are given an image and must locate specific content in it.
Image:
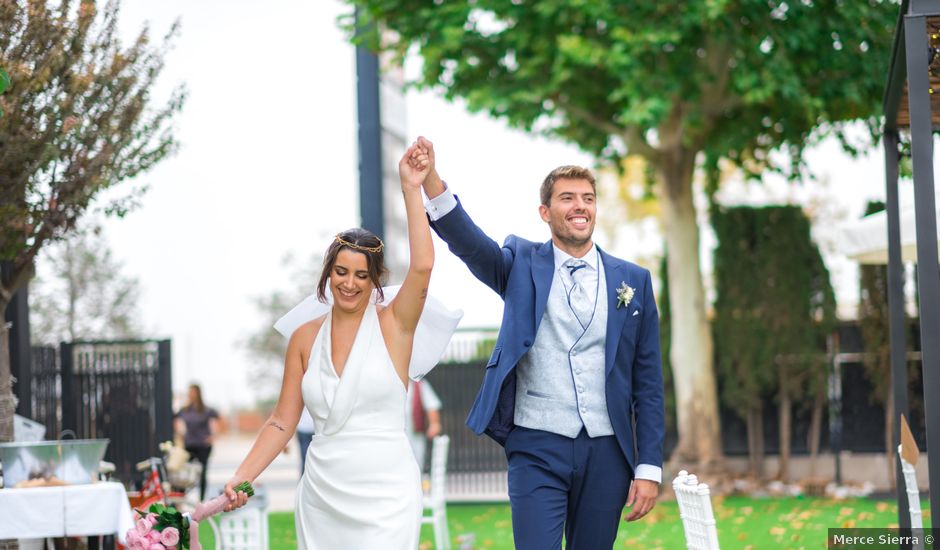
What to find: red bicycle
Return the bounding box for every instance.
[126,456,191,511]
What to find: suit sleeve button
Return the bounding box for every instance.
[523,340,531,347]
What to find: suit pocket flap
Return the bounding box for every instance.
[486,346,502,368]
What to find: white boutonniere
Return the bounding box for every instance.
[616,282,635,309]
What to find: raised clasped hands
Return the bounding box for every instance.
[399,138,432,191]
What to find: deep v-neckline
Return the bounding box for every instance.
[327,307,368,379]
[315,305,376,435]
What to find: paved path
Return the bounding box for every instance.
[206,433,302,512]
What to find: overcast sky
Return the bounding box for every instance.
[68,0,930,410]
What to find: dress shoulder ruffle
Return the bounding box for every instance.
[274,286,463,380]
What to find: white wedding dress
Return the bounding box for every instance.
[293,301,454,550]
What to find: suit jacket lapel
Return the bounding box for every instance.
[601,248,628,376]
[532,240,554,331]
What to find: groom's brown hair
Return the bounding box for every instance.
[540,165,596,206]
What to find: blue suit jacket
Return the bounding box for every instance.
[431,198,666,472]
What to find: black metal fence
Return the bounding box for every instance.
[29,345,60,439]
[835,320,926,453]
[21,340,173,484]
[714,321,925,456]
[424,361,507,497]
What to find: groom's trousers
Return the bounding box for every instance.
[505,426,633,550]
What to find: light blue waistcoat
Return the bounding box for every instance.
[513,259,614,438]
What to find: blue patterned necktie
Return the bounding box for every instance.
[564,259,592,328]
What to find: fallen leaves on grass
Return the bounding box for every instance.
[641,508,668,524]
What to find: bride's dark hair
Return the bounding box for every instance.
[317,228,389,303]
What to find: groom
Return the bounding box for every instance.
[418,137,665,549]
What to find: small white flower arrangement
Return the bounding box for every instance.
[616,282,635,309]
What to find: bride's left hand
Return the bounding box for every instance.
[222,478,250,512]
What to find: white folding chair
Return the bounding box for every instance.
[898,444,924,533]
[673,470,720,550]
[422,435,451,550]
[216,492,269,550]
[897,444,925,550]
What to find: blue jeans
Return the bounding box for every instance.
[297,431,313,475]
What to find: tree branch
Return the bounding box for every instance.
[698,38,743,139]
[623,125,659,161]
[555,99,622,136]
[556,98,659,160]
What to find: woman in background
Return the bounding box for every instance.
[174,383,219,500]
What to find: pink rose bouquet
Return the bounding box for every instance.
[124,504,185,550]
[124,482,254,550]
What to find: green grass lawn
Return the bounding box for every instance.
[251,496,928,550]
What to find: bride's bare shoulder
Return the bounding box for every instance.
[289,314,328,349]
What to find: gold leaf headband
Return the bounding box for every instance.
[335,233,384,253]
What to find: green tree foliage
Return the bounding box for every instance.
[712,206,835,479]
[30,221,141,345]
[0,0,185,442]
[0,67,8,115]
[346,0,897,463]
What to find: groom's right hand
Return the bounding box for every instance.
[416,136,446,198]
[624,478,658,521]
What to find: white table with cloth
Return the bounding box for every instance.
[0,481,135,543]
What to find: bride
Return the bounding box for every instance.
[222,139,459,549]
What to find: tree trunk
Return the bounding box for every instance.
[808,375,825,477]
[747,404,765,479]
[656,147,723,467]
[0,318,17,549]
[1,266,25,550]
[777,365,792,482]
[0,296,16,444]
